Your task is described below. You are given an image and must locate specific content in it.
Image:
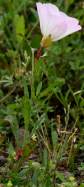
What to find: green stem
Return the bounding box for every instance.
[0,85,16,104]
[31,48,35,100]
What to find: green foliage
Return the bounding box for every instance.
[31,34,41,48]
[0,0,83,186]
[13,14,25,44]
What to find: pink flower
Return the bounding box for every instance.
[36,3,81,47]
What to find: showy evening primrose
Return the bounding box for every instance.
[36,3,81,48]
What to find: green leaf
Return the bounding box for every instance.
[36,81,42,96]
[35,59,44,80]
[43,148,48,168]
[5,115,19,145]
[80,183,84,187]
[31,34,41,48]
[8,143,15,158]
[22,79,31,143]
[56,171,65,182]
[51,129,58,148]
[22,96,31,128]
[65,0,75,11]
[14,14,25,43]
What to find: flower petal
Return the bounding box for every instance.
[36,3,59,36]
[36,3,81,43]
[44,3,59,15]
[49,15,67,41]
[36,3,49,36]
[55,12,82,40]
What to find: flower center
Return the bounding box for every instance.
[41,35,52,48]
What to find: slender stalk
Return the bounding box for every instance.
[27,21,38,39]
[0,86,16,104]
[31,48,35,100]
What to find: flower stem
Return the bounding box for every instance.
[31,48,35,100]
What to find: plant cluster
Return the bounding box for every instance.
[0,0,84,186]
